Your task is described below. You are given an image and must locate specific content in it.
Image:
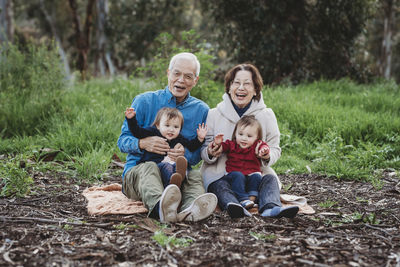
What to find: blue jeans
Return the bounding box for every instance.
[223,171,262,202]
[208,174,282,213]
[157,162,176,188]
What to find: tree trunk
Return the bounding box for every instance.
[95,0,115,77]
[0,0,14,44]
[381,0,394,80]
[39,0,71,80]
[68,0,96,80]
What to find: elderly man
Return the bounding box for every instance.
[118,52,217,223]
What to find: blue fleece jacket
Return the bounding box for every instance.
[117,86,209,179]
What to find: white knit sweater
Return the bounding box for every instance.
[200,93,282,190]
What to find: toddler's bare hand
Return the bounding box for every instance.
[168,143,185,162]
[125,107,136,119]
[213,133,224,147]
[197,123,208,141]
[207,140,223,158]
[256,141,270,159]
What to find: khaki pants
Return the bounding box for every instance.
[123,161,205,216]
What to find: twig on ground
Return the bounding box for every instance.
[0,216,113,229]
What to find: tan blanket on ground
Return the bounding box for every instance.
[82,184,148,215]
[82,184,315,216]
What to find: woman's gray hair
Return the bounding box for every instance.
[168,52,200,77]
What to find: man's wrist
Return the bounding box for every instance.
[138,139,143,150]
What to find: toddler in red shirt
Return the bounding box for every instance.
[212,115,270,209]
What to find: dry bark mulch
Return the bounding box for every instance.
[1,164,399,267]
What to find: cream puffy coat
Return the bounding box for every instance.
[200,93,282,191]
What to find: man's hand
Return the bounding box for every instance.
[168,143,185,162]
[196,123,208,142]
[256,141,270,160]
[125,107,136,119]
[139,136,170,155]
[207,140,223,158]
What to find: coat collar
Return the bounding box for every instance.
[216,93,267,123]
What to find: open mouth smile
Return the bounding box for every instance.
[174,85,186,91]
[236,93,247,99]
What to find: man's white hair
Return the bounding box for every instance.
[168,52,200,77]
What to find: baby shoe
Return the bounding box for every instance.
[240,199,255,209]
[261,206,299,219]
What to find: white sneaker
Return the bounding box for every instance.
[159,184,181,223]
[177,193,218,222]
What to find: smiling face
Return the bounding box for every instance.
[156,115,181,141]
[234,124,259,149]
[167,58,199,103]
[228,70,256,108]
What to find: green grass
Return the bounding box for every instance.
[266,79,400,184]
[0,77,399,190]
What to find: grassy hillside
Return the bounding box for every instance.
[1,78,399,196]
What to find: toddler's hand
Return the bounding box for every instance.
[125,107,136,119]
[197,123,208,141]
[259,145,270,156]
[213,133,224,148]
[256,141,270,159]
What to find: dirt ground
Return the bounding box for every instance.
[1,160,399,267]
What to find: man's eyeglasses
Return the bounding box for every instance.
[172,71,195,82]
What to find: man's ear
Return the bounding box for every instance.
[194,76,199,85]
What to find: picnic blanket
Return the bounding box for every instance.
[82,184,148,215]
[82,184,315,215]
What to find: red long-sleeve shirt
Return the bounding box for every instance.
[221,140,269,175]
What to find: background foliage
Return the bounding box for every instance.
[1,1,400,197]
[200,0,375,83]
[0,42,65,137]
[3,0,400,83]
[0,43,398,197]
[107,0,187,73]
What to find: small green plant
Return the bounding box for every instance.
[63,224,74,230]
[356,197,369,203]
[249,231,276,242]
[0,156,34,197]
[151,230,193,248]
[318,200,338,209]
[113,223,139,230]
[282,183,293,192]
[351,212,380,225]
[114,223,128,230]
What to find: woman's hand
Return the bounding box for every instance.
[167,143,185,162]
[256,141,270,160]
[207,141,223,158]
[139,136,170,155]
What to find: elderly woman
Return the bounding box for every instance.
[200,63,299,218]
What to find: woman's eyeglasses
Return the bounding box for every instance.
[231,81,253,89]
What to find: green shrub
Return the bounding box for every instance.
[0,42,65,137]
[0,155,34,197]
